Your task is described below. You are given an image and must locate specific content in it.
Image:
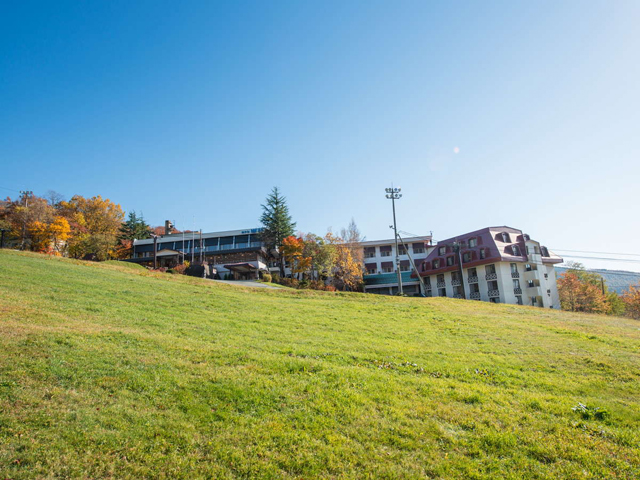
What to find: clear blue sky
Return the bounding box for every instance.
[2,1,639,271]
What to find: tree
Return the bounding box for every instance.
[325,231,363,291]
[260,187,296,276]
[116,211,150,259]
[59,195,124,260]
[2,194,54,250]
[281,235,312,279]
[557,272,610,314]
[29,216,71,255]
[622,285,640,319]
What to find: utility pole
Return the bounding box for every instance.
[396,232,429,296]
[385,186,403,295]
[452,240,467,299]
[151,234,158,269]
[199,229,203,263]
[19,190,33,250]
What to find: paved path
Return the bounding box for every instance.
[210,279,282,289]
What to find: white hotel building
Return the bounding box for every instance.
[363,227,563,308]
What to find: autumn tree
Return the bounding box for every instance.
[557,272,610,314]
[260,187,296,276]
[280,235,312,279]
[325,231,363,291]
[59,195,124,260]
[1,194,54,250]
[622,285,640,319]
[302,233,336,281]
[29,216,71,255]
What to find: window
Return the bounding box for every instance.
[463,252,471,262]
[451,271,459,281]
[544,273,548,279]
[468,268,477,277]
[470,283,479,294]
[433,259,440,269]
[541,247,550,257]
[516,296,523,305]
[382,265,394,273]
[486,264,496,275]
[512,245,521,256]
[468,238,477,248]
[501,232,511,243]
[439,288,447,297]
[510,263,518,273]
[364,248,376,258]
[446,256,454,266]
[400,264,411,272]
[513,279,520,289]
[528,280,534,288]
[413,246,425,254]
[439,246,447,256]
[367,267,376,275]
[381,250,391,257]
[531,297,537,306]
[525,264,532,272]
[480,249,486,259]
[398,246,407,255]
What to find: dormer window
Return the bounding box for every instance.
[501,232,511,243]
[446,256,454,266]
[438,246,446,256]
[468,238,477,248]
[541,246,550,257]
[512,245,521,256]
[433,259,440,269]
[462,252,471,262]
[480,248,486,260]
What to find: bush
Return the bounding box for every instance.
[572,403,610,421]
[261,272,272,283]
[173,263,187,275]
[299,279,309,289]
[272,273,280,283]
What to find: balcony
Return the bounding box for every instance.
[511,272,520,279]
[436,281,446,288]
[467,275,478,283]
[485,273,497,280]
[470,292,481,300]
[488,289,500,298]
[451,278,461,286]
[514,288,522,295]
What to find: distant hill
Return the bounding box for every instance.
[555,267,640,294]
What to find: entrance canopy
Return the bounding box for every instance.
[224,262,258,273]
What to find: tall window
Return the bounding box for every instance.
[480,249,486,259]
[501,232,511,243]
[512,245,521,256]
[433,259,440,269]
[463,252,471,262]
[468,238,477,248]
[439,246,446,256]
[513,279,520,289]
[510,263,518,273]
[486,264,496,275]
[446,256,454,266]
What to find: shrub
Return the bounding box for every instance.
[572,403,610,421]
[173,263,188,275]
[299,279,309,289]
[261,272,272,283]
[272,273,280,283]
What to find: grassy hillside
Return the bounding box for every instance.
[0,250,639,479]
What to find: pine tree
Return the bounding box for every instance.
[260,187,296,276]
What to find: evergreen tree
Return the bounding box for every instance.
[115,211,150,259]
[260,187,296,276]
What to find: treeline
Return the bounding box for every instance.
[557,262,640,319]
[0,191,155,260]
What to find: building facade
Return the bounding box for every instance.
[412,226,562,307]
[131,227,269,279]
[361,235,434,295]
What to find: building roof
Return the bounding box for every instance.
[412,226,563,277]
[359,235,432,247]
[133,227,264,246]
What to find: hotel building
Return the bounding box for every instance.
[412,226,562,307]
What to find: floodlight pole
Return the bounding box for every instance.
[385,187,403,295]
[151,234,158,269]
[452,240,466,299]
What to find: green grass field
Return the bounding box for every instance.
[0,250,638,479]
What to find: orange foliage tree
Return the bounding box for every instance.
[557,272,610,314]
[622,285,640,319]
[281,235,312,279]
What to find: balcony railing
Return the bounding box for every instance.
[514,288,522,295]
[488,289,500,298]
[467,275,478,283]
[451,278,461,286]
[511,272,520,279]
[470,292,481,300]
[436,281,446,288]
[485,273,497,280]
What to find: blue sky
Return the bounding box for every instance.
[1,1,639,271]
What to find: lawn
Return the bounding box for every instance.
[0,250,638,479]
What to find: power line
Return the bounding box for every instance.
[0,186,22,194]
[559,254,640,264]
[554,248,640,257]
